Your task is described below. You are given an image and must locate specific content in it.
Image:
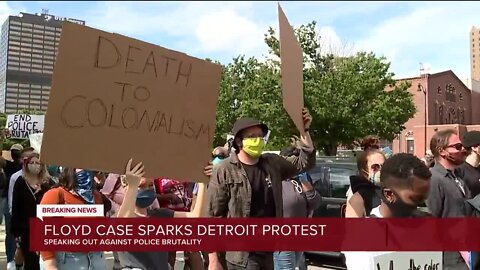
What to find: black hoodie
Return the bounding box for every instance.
[349,175,382,216]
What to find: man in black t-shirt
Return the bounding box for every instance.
[456,131,480,197]
[206,108,316,270]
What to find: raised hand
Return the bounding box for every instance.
[302,108,312,131]
[125,158,145,187]
[204,161,214,177]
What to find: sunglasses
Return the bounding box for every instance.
[446,143,464,151]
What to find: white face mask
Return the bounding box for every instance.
[368,171,381,185]
[28,164,41,175]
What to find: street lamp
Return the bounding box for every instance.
[417,83,427,154]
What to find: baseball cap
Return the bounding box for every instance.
[10,144,23,151]
[463,131,480,148]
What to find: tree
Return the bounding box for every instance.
[262,21,416,155]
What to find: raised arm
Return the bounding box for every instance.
[116,159,144,218]
[276,108,316,180]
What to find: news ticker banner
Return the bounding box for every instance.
[30,215,480,252]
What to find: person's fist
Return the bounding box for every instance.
[302,108,312,130]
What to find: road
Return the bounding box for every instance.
[0,222,331,269]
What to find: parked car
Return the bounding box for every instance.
[304,158,357,269]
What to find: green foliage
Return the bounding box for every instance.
[214,20,416,155]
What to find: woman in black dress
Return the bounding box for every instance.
[11,152,53,270]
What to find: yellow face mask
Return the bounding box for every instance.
[242,137,265,158]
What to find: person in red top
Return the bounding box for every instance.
[40,168,109,270]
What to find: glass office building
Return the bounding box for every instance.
[0,11,84,113]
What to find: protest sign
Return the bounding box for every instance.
[29,133,43,153]
[278,4,305,135]
[41,23,222,181]
[374,252,442,270]
[5,114,44,139]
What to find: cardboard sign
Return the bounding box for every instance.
[6,114,45,139]
[41,23,221,182]
[374,252,442,270]
[278,4,305,134]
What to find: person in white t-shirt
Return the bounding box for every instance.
[343,153,432,270]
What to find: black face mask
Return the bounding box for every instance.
[383,190,418,217]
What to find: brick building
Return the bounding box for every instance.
[392,70,480,157]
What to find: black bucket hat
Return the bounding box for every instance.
[463,131,480,148]
[232,118,269,140]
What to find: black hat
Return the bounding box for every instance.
[231,118,269,139]
[463,131,480,148]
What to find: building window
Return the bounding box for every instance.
[21,41,32,47]
[9,30,20,36]
[10,20,21,26]
[459,93,463,101]
[446,83,456,102]
[407,139,414,154]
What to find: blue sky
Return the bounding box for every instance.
[1,1,478,80]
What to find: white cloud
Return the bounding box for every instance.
[195,9,266,54]
[356,2,479,78]
[0,2,14,24]
[318,26,354,56]
[84,2,267,58]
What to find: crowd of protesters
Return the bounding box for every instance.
[0,108,479,270]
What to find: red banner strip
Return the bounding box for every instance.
[29,218,479,252]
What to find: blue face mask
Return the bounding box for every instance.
[136,188,157,209]
[212,156,224,166]
[74,170,94,204]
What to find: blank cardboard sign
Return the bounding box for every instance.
[278,4,305,134]
[41,23,221,182]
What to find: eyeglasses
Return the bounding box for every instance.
[446,143,464,151]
